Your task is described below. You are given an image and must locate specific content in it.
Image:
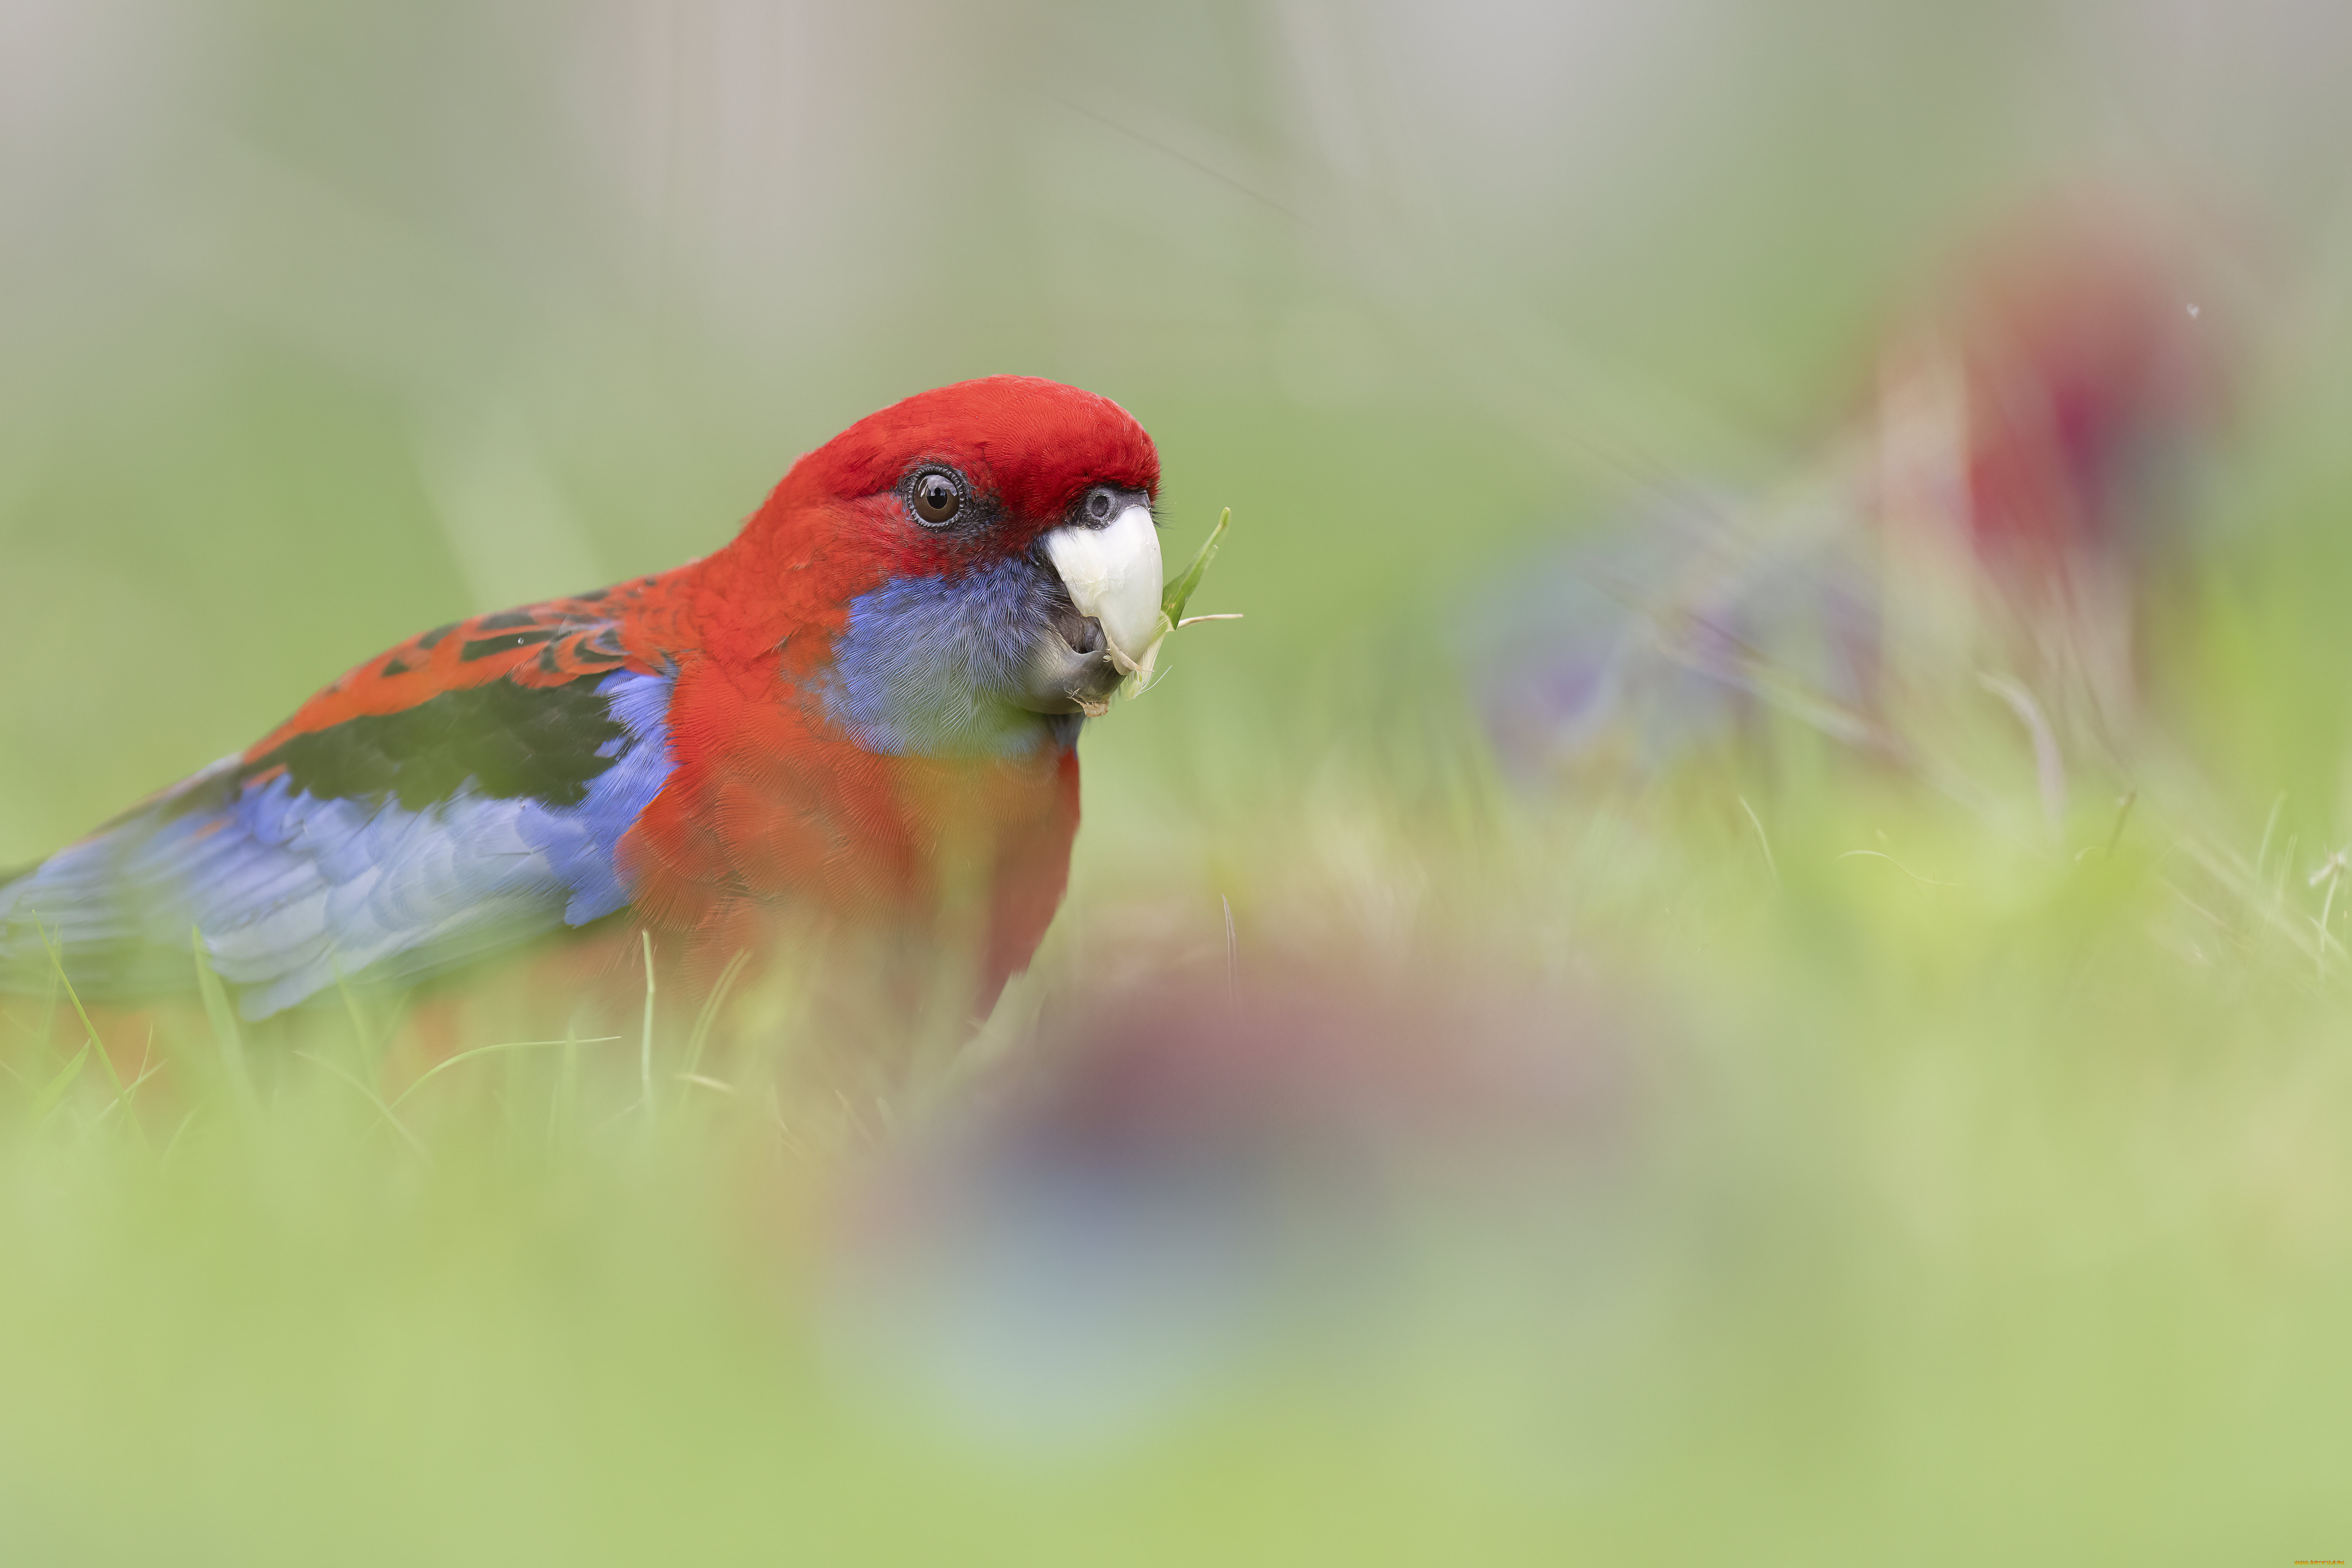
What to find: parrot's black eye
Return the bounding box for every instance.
[910,470,964,527]
[1084,486,1115,523]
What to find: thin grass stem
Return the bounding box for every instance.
[390,1036,621,1110]
[294,1051,430,1165]
[639,931,657,1125]
[191,928,256,1112]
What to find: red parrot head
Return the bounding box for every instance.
[1878,200,2232,583]
[714,375,1165,756]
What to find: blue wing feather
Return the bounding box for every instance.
[0,670,674,1019]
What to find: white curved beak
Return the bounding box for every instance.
[1041,504,1163,672]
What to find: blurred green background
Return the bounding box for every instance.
[6,1,2352,1562]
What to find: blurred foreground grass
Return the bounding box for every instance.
[7,634,2352,1561]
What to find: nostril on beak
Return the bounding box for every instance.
[1065,615,1106,656]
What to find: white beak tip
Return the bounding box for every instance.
[1043,505,1165,670]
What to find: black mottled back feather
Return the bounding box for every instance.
[248,678,629,812]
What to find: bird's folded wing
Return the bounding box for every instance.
[0,601,677,1020]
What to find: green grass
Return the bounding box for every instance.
[5,639,2352,1562]
[10,362,2352,1560]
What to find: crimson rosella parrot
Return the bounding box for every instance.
[0,376,1165,1021]
[1471,198,2231,782]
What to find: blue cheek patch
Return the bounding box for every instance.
[822,555,1066,758]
